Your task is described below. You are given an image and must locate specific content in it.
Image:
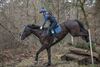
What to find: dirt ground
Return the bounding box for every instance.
[0,43,100,67]
[16,44,100,67]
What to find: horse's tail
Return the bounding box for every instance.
[75,20,85,30]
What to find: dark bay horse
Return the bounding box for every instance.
[21,19,89,66]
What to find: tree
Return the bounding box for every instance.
[95,0,100,44]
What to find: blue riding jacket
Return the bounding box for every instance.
[40,8,58,31]
[42,12,57,28]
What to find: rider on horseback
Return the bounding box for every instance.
[39,7,58,35]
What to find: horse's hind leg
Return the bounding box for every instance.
[46,47,51,66]
[35,46,46,64]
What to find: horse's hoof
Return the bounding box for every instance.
[47,63,51,66]
[34,61,38,65]
[44,63,51,67]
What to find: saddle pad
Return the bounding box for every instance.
[54,25,62,34]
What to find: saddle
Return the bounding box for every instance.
[42,24,62,36]
[51,24,62,35]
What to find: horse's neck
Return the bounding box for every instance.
[32,29,42,38]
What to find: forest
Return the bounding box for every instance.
[0,0,100,67]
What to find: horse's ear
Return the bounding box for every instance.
[32,24,35,26]
[32,24,34,26]
[24,25,26,26]
[22,25,26,28]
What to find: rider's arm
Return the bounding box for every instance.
[42,19,47,27]
[41,15,48,28]
[40,17,47,29]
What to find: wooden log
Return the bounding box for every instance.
[69,47,100,61]
[61,53,100,65]
[61,53,86,61]
[78,57,99,65]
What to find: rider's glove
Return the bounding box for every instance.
[40,26,43,29]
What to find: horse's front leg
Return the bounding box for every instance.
[35,46,46,64]
[46,47,51,66]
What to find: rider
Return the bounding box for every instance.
[39,7,58,35]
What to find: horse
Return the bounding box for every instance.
[21,19,89,66]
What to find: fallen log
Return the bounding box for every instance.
[78,57,99,65]
[61,53,100,65]
[61,53,86,61]
[69,47,100,61]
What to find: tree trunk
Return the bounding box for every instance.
[95,0,100,44]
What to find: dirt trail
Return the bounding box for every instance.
[1,44,100,67]
[15,45,91,67]
[16,56,79,67]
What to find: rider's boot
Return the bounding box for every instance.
[47,28,52,36]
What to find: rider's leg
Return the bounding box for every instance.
[47,23,53,35]
[50,23,57,33]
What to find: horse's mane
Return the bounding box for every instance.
[27,24,47,30]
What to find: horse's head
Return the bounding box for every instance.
[21,25,33,40]
[81,30,89,42]
[21,24,41,40]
